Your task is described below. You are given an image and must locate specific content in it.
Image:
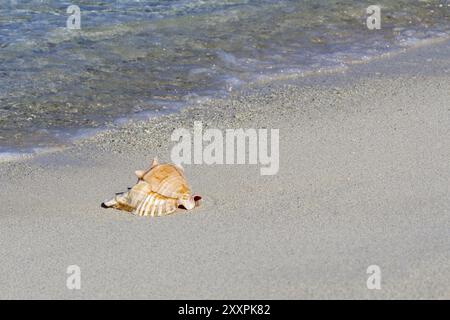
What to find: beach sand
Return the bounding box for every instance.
[1,39,449,299]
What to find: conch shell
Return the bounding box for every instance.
[102,158,201,217]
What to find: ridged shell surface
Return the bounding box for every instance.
[141,164,192,199]
[112,181,178,217]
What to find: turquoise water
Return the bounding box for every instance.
[0,0,449,153]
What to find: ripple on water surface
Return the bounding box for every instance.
[0,0,449,153]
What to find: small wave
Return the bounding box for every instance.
[0,0,449,155]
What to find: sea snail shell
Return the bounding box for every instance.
[102,158,201,217]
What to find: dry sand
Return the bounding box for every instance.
[0,39,449,299]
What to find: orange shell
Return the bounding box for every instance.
[108,181,179,217]
[102,159,200,217]
[139,163,192,199]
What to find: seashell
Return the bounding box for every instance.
[102,158,201,217]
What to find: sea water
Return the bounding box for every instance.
[0,0,449,154]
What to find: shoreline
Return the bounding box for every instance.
[1,39,450,299]
[2,34,450,163]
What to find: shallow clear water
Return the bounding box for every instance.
[0,0,449,153]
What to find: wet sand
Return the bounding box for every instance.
[0,39,449,299]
